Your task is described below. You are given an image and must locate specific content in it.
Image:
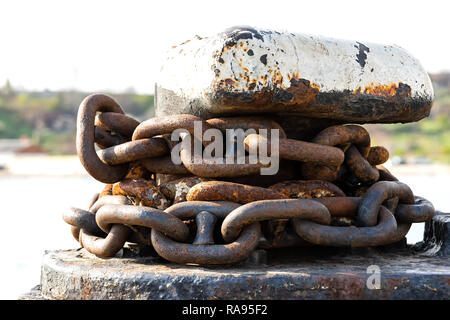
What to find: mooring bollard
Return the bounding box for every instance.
[23,26,449,300]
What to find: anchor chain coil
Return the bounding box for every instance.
[63,94,436,264]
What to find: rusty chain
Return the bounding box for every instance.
[64,93,436,264]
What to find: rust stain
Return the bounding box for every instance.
[354,82,412,97]
[224,78,235,86]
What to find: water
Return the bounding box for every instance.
[0,173,448,299]
[0,176,103,299]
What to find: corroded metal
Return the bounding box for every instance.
[180,139,266,178]
[226,160,297,187]
[293,206,398,247]
[301,125,371,181]
[94,126,127,149]
[159,176,211,203]
[192,211,217,245]
[356,181,415,227]
[95,112,140,139]
[112,178,170,209]
[186,181,285,204]
[310,125,371,157]
[97,138,168,165]
[76,94,129,183]
[164,200,241,219]
[89,195,131,213]
[156,26,433,124]
[395,196,435,223]
[367,146,389,166]
[269,180,345,198]
[206,116,287,138]
[377,165,399,182]
[221,199,331,242]
[63,207,104,236]
[132,114,211,141]
[124,163,152,180]
[98,184,113,198]
[141,156,191,175]
[151,223,261,265]
[79,224,130,258]
[244,133,344,166]
[95,204,189,242]
[67,92,438,265]
[344,145,379,184]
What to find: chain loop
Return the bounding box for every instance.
[293,206,398,247]
[79,224,130,258]
[132,114,212,141]
[95,204,189,242]
[222,199,331,242]
[301,125,371,181]
[151,223,261,265]
[76,94,129,183]
[344,145,380,184]
[356,181,415,227]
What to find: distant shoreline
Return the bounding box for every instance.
[387,163,450,176]
[1,154,450,177]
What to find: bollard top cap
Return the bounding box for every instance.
[156,26,433,124]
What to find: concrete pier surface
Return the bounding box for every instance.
[22,213,450,300]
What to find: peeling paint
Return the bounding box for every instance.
[156,26,434,124]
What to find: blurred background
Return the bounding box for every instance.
[0,0,449,299]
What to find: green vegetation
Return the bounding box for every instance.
[0,83,155,154]
[381,120,450,163]
[377,77,450,163]
[0,74,449,162]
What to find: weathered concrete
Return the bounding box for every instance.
[156,26,433,129]
[29,213,448,300]
[35,246,449,300]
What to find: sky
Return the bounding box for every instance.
[0,0,449,94]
